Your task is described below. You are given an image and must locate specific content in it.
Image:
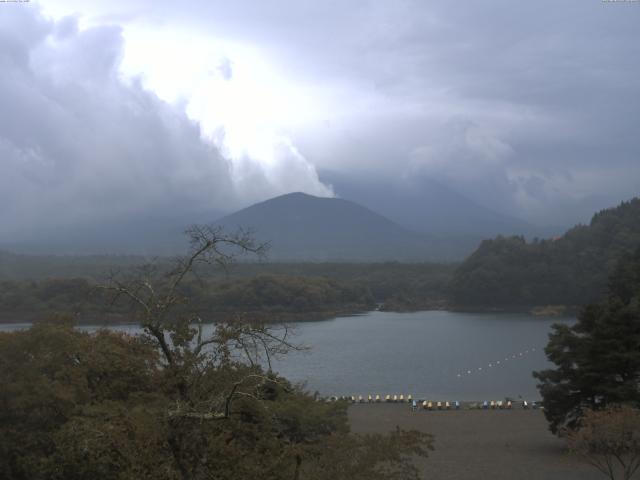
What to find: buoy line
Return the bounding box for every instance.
[456,347,538,378]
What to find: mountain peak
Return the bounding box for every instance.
[214,193,445,261]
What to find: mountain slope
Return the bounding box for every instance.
[214,192,453,261]
[321,173,547,238]
[450,197,640,307]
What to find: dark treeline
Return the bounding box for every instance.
[450,198,640,308]
[0,276,372,324]
[190,275,376,321]
[0,261,455,323]
[236,263,454,311]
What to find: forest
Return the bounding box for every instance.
[0,261,454,324]
[450,198,640,308]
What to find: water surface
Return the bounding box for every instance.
[272,311,570,400]
[1,311,571,400]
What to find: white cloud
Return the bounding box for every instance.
[0,6,332,241]
[6,0,640,233]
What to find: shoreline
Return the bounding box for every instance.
[0,305,576,326]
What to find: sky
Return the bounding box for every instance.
[1,0,639,243]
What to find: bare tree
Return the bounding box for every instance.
[99,225,301,418]
[566,405,640,480]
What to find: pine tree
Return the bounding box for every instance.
[534,247,640,433]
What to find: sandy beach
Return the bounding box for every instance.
[349,403,603,479]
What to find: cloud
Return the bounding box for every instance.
[7,0,640,233]
[279,0,639,224]
[229,136,333,205]
[0,6,331,242]
[409,122,514,181]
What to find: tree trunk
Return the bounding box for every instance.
[293,454,302,480]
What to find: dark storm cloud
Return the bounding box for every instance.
[9,0,640,230]
[354,1,640,223]
[142,0,638,224]
[0,5,330,242]
[0,6,234,238]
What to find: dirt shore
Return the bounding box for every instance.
[349,403,602,479]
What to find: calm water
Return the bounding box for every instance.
[0,311,571,400]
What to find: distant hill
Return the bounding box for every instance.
[321,173,555,239]
[450,198,640,308]
[213,192,459,261]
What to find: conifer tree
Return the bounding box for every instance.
[534,247,640,433]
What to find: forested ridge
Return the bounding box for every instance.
[0,275,375,324]
[0,261,454,323]
[450,198,640,308]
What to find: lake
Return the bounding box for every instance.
[0,310,571,401]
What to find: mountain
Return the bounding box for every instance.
[450,197,640,307]
[213,192,459,261]
[321,173,557,239]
